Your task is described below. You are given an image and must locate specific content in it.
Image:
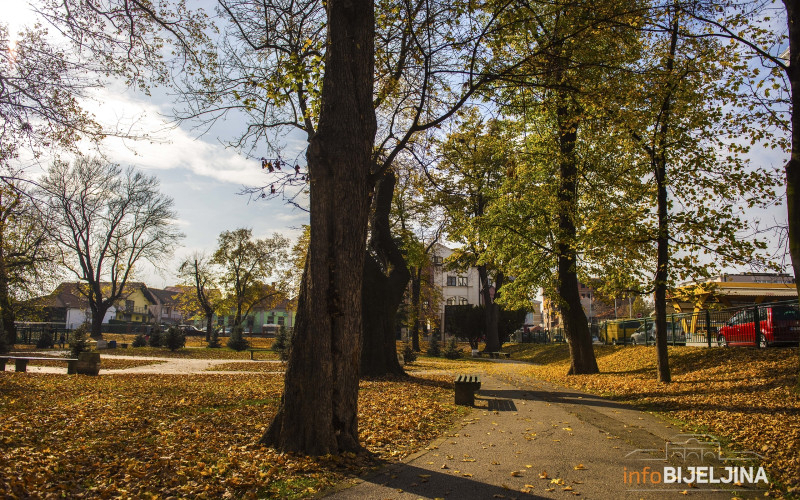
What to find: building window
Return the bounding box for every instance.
[446,276,457,286]
[277,315,285,326]
[267,313,275,324]
[457,276,468,286]
[433,255,443,266]
[125,300,134,312]
[459,297,469,305]
[446,297,456,306]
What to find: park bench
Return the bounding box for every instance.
[247,349,273,360]
[454,374,481,406]
[0,352,100,375]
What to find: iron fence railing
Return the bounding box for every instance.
[519,300,799,348]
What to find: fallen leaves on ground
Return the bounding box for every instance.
[207,362,284,373]
[0,372,463,498]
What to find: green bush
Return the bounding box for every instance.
[132,334,147,348]
[37,330,55,349]
[427,335,441,357]
[148,329,163,347]
[272,325,292,360]
[443,338,462,359]
[226,325,250,351]
[207,329,221,348]
[164,326,186,351]
[402,342,417,363]
[69,324,91,358]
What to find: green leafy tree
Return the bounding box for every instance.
[177,255,224,344]
[434,110,515,354]
[481,0,649,375]
[212,228,289,331]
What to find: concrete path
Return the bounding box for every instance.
[11,352,283,375]
[325,371,767,499]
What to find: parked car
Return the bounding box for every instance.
[629,322,687,346]
[717,305,800,347]
[177,324,205,336]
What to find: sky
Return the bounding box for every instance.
[3,2,310,289]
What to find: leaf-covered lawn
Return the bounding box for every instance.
[503,343,800,494]
[0,372,464,498]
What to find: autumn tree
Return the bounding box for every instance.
[611,3,782,382]
[39,156,183,337]
[0,180,61,351]
[212,228,289,330]
[37,0,542,454]
[480,0,656,375]
[177,255,224,343]
[0,22,100,169]
[434,111,515,353]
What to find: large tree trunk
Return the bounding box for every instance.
[478,265,501,352]
[89,303,108,339]
[0,260,16,349]
[654,175,671,383]
[556,105,599,376]
[410,270,422,351]
[362,256,407,376]
[782,0,800,390]
[361,170,409,377]
[261,0,376,455]
[653,11,679,385]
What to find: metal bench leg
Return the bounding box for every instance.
[15,359,29,372]
[67,360,77,374]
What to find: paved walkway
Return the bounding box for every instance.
[12,352,283,375]
[325,369,767,499]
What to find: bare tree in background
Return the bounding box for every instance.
[40,156,183,338]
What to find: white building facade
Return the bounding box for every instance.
[431,243,483,335]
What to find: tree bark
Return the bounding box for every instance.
[0,258,16,348]
[653,10,679,384]
[360,170,409,377]
[261,0,376,455]
[0,256,17,352]
[409,269,422,351]
[782,0,800,390]
[478,265,501,352]
[556,104,599,375]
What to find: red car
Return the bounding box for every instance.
[717,305,800,347]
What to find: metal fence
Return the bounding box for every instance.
[597,300,800,347]
[520,300,799,348]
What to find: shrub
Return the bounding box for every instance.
[427,335,441,357]
[402,342,417,363]
[163,326,186,351]
[272,325,292,360]
[69,324,91,358]
[148,328,163,347]
[443,338,462,359]
[132,334,147,348]
[226,325,250,351]
[207,329,221,348]
[37,330,55,349]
